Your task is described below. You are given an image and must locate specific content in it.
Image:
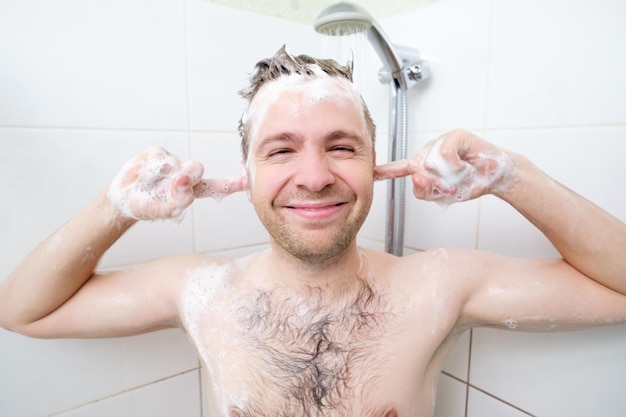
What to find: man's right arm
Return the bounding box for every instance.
[0,189,136,335]
[0,147,208,337]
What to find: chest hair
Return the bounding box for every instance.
[230,278,391,417]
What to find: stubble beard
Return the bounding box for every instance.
[257,189,373,266]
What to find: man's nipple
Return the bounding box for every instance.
[384,409,398,417]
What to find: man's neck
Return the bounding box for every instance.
[266,240,367,298]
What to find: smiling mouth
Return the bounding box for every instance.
[284,202,347,220]
[286,202,346,209]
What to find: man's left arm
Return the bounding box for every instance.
[494,147,626,295]
[375,129,626,296]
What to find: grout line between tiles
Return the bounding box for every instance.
[0,124,239,135]
[442,370,536,417]
[197,359,205,417]
[465,329,473,417]
[467,383,536,417]
[47,367,200,417]
[481,0,495,130]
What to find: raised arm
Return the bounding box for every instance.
[375,129,626,328]
[0,147,246,338]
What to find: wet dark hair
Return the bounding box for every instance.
[238,45,376,161]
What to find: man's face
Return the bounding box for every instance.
[245,76,375,263]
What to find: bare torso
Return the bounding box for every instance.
[179,248,465,417]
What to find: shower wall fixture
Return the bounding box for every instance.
[314,1,430,256]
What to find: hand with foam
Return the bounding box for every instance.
[108,147,248,221]
[107,147,204,221]
[374,129,514,208]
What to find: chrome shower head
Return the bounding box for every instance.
[313,2,374,36]
[314,2,406,79]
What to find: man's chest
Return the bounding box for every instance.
[185,282,436,417]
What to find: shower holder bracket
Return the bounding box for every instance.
[377,44,430,90]
[378,60,430,89]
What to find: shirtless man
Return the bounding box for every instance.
[1,46,626,417]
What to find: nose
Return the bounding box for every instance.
[293,150,336,192]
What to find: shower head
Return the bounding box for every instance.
[314,2,428,90]
[314,2,409,78]
[313,2,374,36]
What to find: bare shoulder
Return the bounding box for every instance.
[176,251,267,312]
[108,252,231,294]
[363,246,476,316]
[141,252,247,303]
[91,252,238,328]
[364,246,476,289]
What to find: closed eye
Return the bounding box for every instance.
[268,148,293,157]
[330,146,355,153]
[329,146,356,158]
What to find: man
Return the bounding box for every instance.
[1,46,625,417]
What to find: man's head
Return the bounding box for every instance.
[238,46,376,162]
[238,46,377,264]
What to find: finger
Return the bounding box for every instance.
[410,173,432,200]
[171,174,193,197]
[373,159,411,181]
[170,176,195,216]
[193,175,249,199]
[179,160,204,186]
[411,173,456,201]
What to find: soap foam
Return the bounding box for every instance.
[422,138,513,209]
[179,262,253,416]
[108,148,196,222]
[243,74,368,162]
[194,176,247,203]
[180,263,232,365]
[503,318,518,330]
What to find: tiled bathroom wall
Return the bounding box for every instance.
[1,0,625,416]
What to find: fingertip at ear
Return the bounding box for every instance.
[173,175,192,195]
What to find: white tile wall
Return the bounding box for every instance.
[486,0,626,129]
[0,0,189,130]
[0,329,197,416]
[383,0,494,132]
[471,327,626,416]
[2,0,626,416]
[57,370,202,417]
[467,388,532,417]
[433,374,467,417]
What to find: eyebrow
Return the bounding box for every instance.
[255,133,300,153]
[326,130,366,144]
